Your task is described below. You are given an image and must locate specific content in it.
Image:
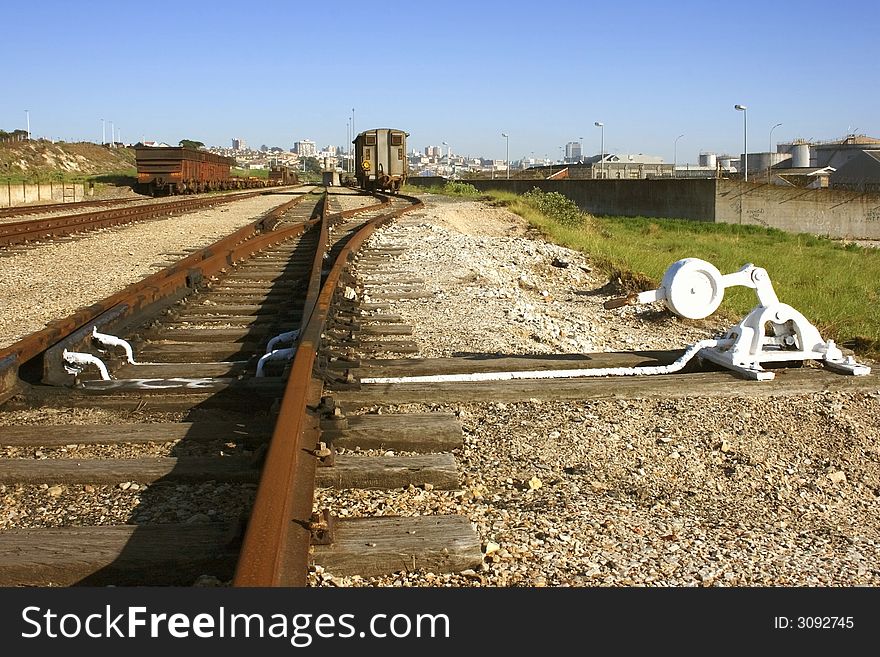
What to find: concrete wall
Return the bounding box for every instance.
[438,178,717,222]
[0,182,86,207]
[408,177,880,239]
[715,180,880,239]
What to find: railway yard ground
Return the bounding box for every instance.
[0,189,878,588]
[316,193,880,587]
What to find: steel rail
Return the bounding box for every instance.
[0,197,139,218]
[0,194,313,401]
[234,192,424,587]
[0,189,281,247]
[0,186,304,219]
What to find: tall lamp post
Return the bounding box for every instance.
[594,121,604,178]
[673,134,684,178]
[734,104,748,181]
[101,118,105,146]
[501,132,509,179]
[769,122,782,182]
[25,110,30,140]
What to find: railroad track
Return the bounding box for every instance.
[0,188,299,248]
[0,186,485,586]
[2,185,877,588]
[0,187,297,220]
[0,197,140,219]
[0,191,321,584]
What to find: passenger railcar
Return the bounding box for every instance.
[135,146,237,195]
[353,128,408,193]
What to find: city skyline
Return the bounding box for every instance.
[2,0,877,164]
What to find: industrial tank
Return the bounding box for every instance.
[699,152,717,168]
[791,143,810,168]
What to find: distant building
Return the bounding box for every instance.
[564,141,582,163]
[295,140,316,157]
[231,137,246,151]
[579,153,669,179]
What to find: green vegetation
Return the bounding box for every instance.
[484,188,880,356]
[232,167,269,179]
[402,180,481,197]
[179,139,205,150]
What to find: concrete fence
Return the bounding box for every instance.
[0,181,87,208]
[407,177,880,239]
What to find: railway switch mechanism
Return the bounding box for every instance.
[606,257,871,381]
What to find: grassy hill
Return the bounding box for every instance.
[0,140,136,183]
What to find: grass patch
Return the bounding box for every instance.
[487,189,880,357]
[232,168,269,179]
[403,181,482,197]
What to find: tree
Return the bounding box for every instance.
[179,139,205,150]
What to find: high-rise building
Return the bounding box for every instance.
[232,137,246,151]
[565,141,582,163]
[295,140,317,157]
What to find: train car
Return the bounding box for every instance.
[135,146,235,195]
[268,164,300,186]
[353,128,408,193]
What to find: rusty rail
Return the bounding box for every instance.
[0,194,312,401]
[0,189,278,247]
[233,192,424,587]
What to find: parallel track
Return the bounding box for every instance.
[0,188,300,248]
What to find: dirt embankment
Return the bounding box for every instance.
[0,141,136,181]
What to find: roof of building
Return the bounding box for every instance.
[830,150,880,187]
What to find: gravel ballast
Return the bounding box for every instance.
[0,190,307,349]
[311,193,880,587]
[0,190,876,588]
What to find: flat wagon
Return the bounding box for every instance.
[135,146,235,195]
[353,128,408,193]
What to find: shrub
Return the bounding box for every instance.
[443,181,480,197]
[522,188,587,226]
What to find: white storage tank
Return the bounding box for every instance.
[699,152,717,168]
[791,143,810,168]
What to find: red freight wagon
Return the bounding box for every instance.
[135,146,235,195]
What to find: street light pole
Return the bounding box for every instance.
[735,104,748,181]
[109,120,114,148]
[101,118,105,146]
[594,121,604,178]
[501,133,509,179]
[769,122,782,183]
[673,134,684,178]
[25,110,30,140]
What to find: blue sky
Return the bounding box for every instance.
[2,0,877,163]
